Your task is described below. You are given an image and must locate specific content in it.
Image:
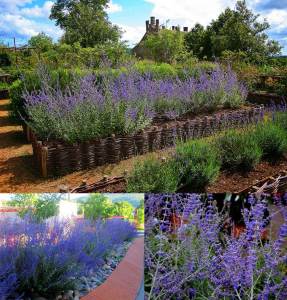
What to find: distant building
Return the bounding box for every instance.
[132,16,189,59]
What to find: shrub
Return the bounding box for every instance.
[0,217,136,299]
[253,122,287,161]
[126,157,179,193]
[24,66,247,142]
[175,140,220,190]
[216,129,262,172]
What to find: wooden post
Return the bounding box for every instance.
[41,146,48,178]
[13,37,18,65]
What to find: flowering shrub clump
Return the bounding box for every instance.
[23,66,246,143]
[0,217,136,299]
[145,194,287,299]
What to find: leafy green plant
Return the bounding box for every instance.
[253,122,287,161]
[0,81,10,91]
[175,140,220,190]
[215,129,262,172]
[126,157,179,193]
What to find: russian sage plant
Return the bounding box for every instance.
[23,66,247,143]
[145,194,287,300]
[0,216,136,299]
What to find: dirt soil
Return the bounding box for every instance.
[207,159,287,193]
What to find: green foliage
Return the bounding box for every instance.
[0,49,11,67]
[28,33,54,52]
[143,29,187,64]
[10,194,61,222]
[253,122,287,161]
[83,194,114,220]
[184,0,281,63]
[126,157,179,193]
[0,81,10,91]
[175,140,220,190]
[9,67,88,123]
[215,129,262,172]
[50,0,121,47]
[137,200,144,225]
[113,201,134,220]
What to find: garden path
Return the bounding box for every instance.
[82,237,144,300]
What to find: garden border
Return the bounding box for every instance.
[28,105,263,177]
[81,237,144,300]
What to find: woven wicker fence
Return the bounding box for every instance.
[247,91,286,105]
[29,105,263,177]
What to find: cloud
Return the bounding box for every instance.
[20,1,54,18]
[119,24,146,47]
[0,13,63,42]
[0,0,33,12]
[106,0,123,13]
[144,0,235,27]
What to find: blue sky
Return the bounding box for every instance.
[0,0,286,54]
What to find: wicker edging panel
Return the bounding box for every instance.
[69,176,126,193]
[247,91,286,105]
[30,105,263,177]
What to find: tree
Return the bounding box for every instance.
[50,0,121,47]
[143,29,186,63]
[83,194,114,220]
[184,23,209,59]
[137,199,144,225]
[10,194,61,222]
[185,0,282,63]
[28,33,54,52]
[113,201,134,220]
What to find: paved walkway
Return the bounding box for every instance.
[82,237,144,300]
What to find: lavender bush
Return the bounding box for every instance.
[0,216,136,299]
[24,66,247,143]
[145,194,287,299]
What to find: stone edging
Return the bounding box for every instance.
[81,237,144,300]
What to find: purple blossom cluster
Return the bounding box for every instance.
[145,194,287,299]
[0,216,136,299]
[23,66,247,142]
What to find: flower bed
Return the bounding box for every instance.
[28,105,262,177]
[145,194,287,299]
[127,108,287,192]
[0,216,136,299]
[23,66,246,142]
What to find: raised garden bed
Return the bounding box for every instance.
[28,105,263,177]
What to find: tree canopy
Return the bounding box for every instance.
[50,0,121,47]
[143,29,186,63]
[11,194,62,222]
[185,0,282,63]
[83,194,114,220]
[28,33,54,52]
